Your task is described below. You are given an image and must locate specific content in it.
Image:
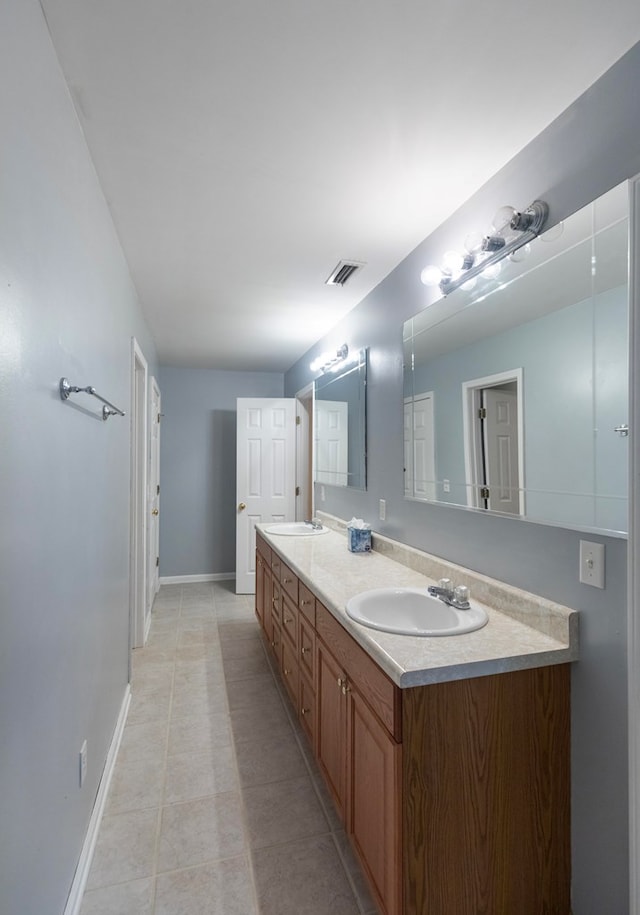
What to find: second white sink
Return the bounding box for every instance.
[264,521,329,536]
[346,587,488,637]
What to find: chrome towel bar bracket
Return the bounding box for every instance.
[59,377,126,421]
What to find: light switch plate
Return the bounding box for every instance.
[579,540,605,588]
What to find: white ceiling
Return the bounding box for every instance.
[40,0,640,372]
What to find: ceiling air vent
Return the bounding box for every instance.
[325,260,365,286]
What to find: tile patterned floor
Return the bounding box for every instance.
[80,582,380,915]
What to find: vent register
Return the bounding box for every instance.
[325,260,364,286]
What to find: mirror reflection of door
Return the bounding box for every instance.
[404,393,435,500]
[315,400,349,486]
[463,370,524,516]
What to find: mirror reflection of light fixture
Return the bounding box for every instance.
[421,200,549,296]
[310,343,349,374]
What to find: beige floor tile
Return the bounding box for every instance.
[251,833,360,915]
[174,642,221,664]
[225,673,283,712]
[234,730,307,787]
[228,701,293,746]
[156,793,245,873]
[219,635,265,660]
[221,651,272,682]
[217,619,260,641]
[79,876,155,915]
[171,683,229,720]
[164,746,238,804]
[106,754,165,815]
[118,719,168,763]
[167,712,231,756]
[242,775,329,849]
[86,807,159,890]
[178,625,220,646]
[127,683,172,726]
[154,856,257,915]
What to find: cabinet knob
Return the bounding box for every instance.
[301,707,310,716]
[284,668,292,676]
[284,616,293,625]
[283,577,292,584]
[301,646,310,655]
[272,598,278,606]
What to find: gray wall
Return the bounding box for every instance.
[158,367,284,576]
[0,2,157,912]
[286,44,640,914]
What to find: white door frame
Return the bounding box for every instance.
[628,173,640,915]
[462,368,524,515]
[147,376,161,628]
[129,339,148,651]
[296,382,314,521]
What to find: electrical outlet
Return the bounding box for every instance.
[443,479,450,493]
[379,499,386,521]
[579,540,605,589]
[79,740,87,788]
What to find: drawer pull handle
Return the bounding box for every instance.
[301,707,310,716]
[301,646,310,655]
[284,617,293,624]
[283,577,292,584]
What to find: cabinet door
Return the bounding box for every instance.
[281,634,299,707]
[316,640,348,821]
[348,689,402,915]
[255,552,266,626]
[299,672,316,749]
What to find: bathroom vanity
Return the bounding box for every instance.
[255,520,577,915]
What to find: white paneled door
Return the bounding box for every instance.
[147,377,161,616]
[236,398,296,593]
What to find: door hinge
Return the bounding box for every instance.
[295,485,300,496]
[480,486,490,500]
[158,412,164,423]
[156,556,159,567]
[478,407,487,419]
[296,415,301,425]
[157,484,160,495]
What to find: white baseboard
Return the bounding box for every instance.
[159,572,235,585]
[64,685,131,915]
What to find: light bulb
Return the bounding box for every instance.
[481,261,502,280]
[492,205,516,233]
[420,265,442,287]
[442,250,464,276]
[508,243,531,264]
[464,231,484,253]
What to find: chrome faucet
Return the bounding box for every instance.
[304,518,323,530]
[427,578,471,610]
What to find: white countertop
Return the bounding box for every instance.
[258,520,579,688]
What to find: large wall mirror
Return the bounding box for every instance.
[403,182,629,535]
[314,347,367,490]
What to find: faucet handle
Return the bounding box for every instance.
[438,578,452,592]
[453,585,470,606]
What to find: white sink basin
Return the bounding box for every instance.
[345,587,488,636]
[264,522,330,536]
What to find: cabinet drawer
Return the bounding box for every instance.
[270,620,282,663]
[281,593,299,650]
[298,581,316,625]
[299,615,316,685]
[270,554,281,581]
[299,672,316,748]
[280,561,299,604]
[271,579,282,626]
[256,532,271,565]
[281,636,299,707]
[316,602,401,742]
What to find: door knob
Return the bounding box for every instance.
[238,502,247,510]
[151,508,159,515]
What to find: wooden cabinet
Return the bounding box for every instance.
[255,536,571,915]
[316,601,402,915]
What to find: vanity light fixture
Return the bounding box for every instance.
[310,343,349,374]
[421,199,549,296]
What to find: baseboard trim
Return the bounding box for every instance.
[64,685,131,915]
[159,573,235,585]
